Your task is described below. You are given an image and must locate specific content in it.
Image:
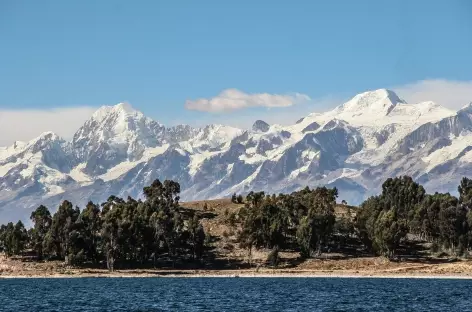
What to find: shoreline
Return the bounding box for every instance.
[3,270,472,279]
[3,275,472,279]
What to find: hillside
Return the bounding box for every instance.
[181,199,356,267]
[2,198,472,278]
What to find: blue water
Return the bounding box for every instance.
[0,277,471,311]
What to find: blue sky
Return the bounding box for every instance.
[1,0,472,144]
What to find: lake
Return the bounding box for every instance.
[0,277,471,311]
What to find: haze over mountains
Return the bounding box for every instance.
[1,89,472,223]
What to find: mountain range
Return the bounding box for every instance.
[2,89,472,223]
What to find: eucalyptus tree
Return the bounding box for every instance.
[30,205,52,259]
[44,200,80,263]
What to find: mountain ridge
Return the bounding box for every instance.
[1,88,471,223]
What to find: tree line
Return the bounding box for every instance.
[1,176,472,270]
[0,180,205,271]
[356,176,472,257]
[231,186,346,265]
[230,176,472,262]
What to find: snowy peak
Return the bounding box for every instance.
[0,141,27,161]
[91,102,144,122]
[336,89,405,116]
[32,131,62,142]
[2,132,64,158]
[252,120,270,133]
[459,101,472,114]
[73,102,163,144]
[24,132,66,155]
[85,102,163,136]
[189,124,243,149]
[303,88,454,129]
[72,103,167,175]
[115,102,135,113]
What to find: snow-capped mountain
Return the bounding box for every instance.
[72,102,167,175]
[1,89,471,223]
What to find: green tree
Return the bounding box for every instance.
[30,205,52,259]
[0,224,6,252]
[101,196,125,271]
[334,214,355,248]
[239,195,289,252]
[0,223,15,256]
[188,214,206,260]
[78,201,101,263]
[459,177,472,208]
[1,221,28,256]
[355,196,383,250]
[146,180,184,267]
[294,187,337,257]
[381,176,426,228]
[46,200,80,263]
[373,209,407,257]
[296,216,314,258]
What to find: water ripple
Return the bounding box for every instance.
[0,277,471,311]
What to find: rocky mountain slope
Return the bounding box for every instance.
[1,89,471,223]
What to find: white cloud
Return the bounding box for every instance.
[185,88,311,112]
[179,95,341,130]
[393,79,472,109]
[0,107,97,146]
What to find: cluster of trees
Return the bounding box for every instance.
[0,220,28,257]
[232,187,344,262]
[231,176,472,261]
[0,180,206,271]
[2,175,472,270]
[357,176,472,257]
